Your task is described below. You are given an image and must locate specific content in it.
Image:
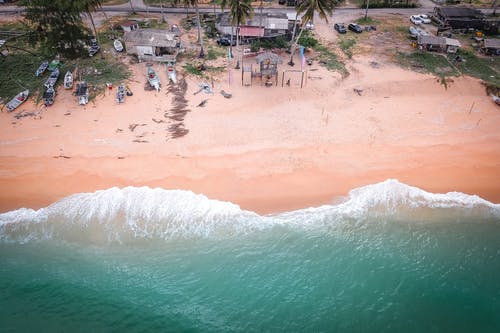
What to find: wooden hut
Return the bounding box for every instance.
[482,39,500,56]
[123,29,181,63]
[417,35,461,54]
[255,52,282,86]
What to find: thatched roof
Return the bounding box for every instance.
[255,52,283,64]
[418,35,445,46]
[123,29,177,48]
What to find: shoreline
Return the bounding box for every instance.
[1,57,500,214]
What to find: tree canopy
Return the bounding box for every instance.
[21,0,102,58]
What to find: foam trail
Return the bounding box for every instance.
[0,180,499,243]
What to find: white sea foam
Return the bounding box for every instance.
[0,180,499,243]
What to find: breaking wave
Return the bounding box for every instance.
[1,179,499,243]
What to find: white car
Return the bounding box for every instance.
[305,21,314,30]
[410,15,422,25]
[418,14,431,24]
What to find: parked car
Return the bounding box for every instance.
[410,15,423,25]
[409,26,429,39]
[278,0,286,4]
[334,23,347,34]
[217,37,236,46]
[417,14,431,24]
[348,23,362,33]
[305,21,314,30]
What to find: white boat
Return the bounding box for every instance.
[493,95,500,106]
[64,71,73,89]
[114,39,123,52]
[76,82,89,105]
[6,89,29,112]
[166,64,176,84]
[44,68,59,88]
[147,66,160,91]
[35,60,48,77]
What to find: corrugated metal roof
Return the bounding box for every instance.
[484,39,500,49]
[436,7,484,19]
[418,35,445,46]
[239,26,264,37]
[123,29,177,48]
[445,38,461,47]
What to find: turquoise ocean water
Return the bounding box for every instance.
[1,180,499,332]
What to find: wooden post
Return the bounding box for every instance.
[281,72,284,87]
[300,71,304,89]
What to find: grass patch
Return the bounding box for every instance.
[0,52,131,106]
[356,16,379,25]
[183,63,203,76]
[207,46,225,60]
[313,44,349,77]
[453,49,500,88]
[397,51,459,87]
[338,37,356,59]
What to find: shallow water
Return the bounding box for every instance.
[1,180,499,332]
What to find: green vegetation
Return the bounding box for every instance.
[251,36,288,52]
[398,49,500,89]
[314,44,349,77]
[183,63,204,76]
[356,16,378,25]
[453,49,500,88]
[0,53,131,105]
[397,51,459,87]
[298,30,318,49]
[338,37,356,59]
[207,46,225,60]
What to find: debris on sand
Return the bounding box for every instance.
[353,88,363,96]
[220,90,232,99]
[128,123,147,132]
[197,100,207,107]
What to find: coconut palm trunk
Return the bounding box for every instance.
[194,1,204,57]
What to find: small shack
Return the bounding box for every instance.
[255,52,282,86]
[417,35,461,54]
[123,29,181,63]
[120,21,139,32]
[482,39,500,56]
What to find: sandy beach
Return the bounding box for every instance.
[1,50,499,214]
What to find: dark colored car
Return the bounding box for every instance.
[334,23,347,34]
[278,0,286,4]
[348,23,363,33]
[217,37,236,46]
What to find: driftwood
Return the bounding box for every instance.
[197,99,207,107]
[353,88,363,96]
[128,123,147,131]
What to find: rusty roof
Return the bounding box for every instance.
[123,29,178,48]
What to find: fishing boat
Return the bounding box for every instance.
[35,60,49,77]
[493,95,500,106]
[48,58,60,71]
[114,39,124,52]
[43,86,56,106]
[76,81,89,105]
[166,63,176,84]
[6,89,29,112]
[116,85,125,103]
[64,71,73,89]
[147,66,160,91]
[44,68,60,88]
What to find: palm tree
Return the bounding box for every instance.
[225,0,253,51]
[288,0,336,66]
[174,0,204,57]
[78,0,104,58]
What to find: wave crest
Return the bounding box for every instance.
[1,180,499,243]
